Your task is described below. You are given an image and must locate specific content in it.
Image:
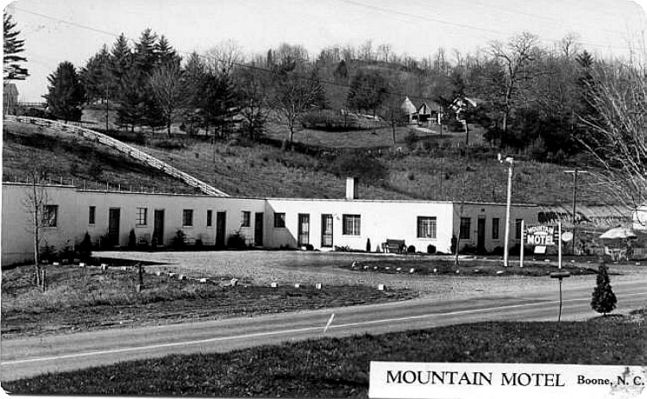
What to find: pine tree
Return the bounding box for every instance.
[591,263,617,316]
[155,35,180,67]
[116,67,147,131]
[43,61,85,122]
[3,12,29,80]
[109,34,132,85]
[79,45,112,104]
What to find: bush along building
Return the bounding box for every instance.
[1,177,539,265]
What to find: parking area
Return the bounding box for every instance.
[95,250,646,301]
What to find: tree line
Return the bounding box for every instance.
[5,15,640,168]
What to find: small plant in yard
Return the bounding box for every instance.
[78,232,93,261]
[172,230,186,250]
[591,263,617,316]
[128,229,137,249]
[227,231,247,250]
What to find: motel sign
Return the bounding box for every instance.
[524,225,559,246]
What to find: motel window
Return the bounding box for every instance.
[342,214,361,236]
[274,213,286,228]
[207,210,213,227]
[43,205,58,227]
[182,209,194,227]
[88,206,96,225]
[515,219,523,240]
[241,211,251,227]
[459,217,471,239]
[492,218,500,240]
[417,216,437,239]
[136,207,147,226]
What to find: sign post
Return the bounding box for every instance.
[519,219,525,268]
[558,221,562,269]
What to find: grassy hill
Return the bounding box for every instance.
[2,113,616,206]
[2,120,198,194]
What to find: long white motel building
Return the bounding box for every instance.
[1,178,540,265]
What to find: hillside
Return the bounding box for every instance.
[2,120,198,194]
[2,116,617,206]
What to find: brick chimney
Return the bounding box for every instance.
[346,177,358,200]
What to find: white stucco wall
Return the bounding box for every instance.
[633,206,647,230]
[265,198,456,253]
[1,183,265,264]
[453,202,540,252]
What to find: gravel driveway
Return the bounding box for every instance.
[97,250,645,301]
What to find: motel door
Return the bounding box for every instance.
[298,214,310,246]
[216,211,226,248]
[477,217,486,254]
[108,208,121,247]
[153,210,165,246]
[321,214,333,247]
[254,212,264,247]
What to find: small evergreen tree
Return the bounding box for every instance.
[591,263,617,316]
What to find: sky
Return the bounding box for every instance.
[4,0,647,101]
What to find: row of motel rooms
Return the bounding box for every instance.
[1,179,539,265]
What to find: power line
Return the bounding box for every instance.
[338,0,632,51]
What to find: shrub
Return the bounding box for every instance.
[40,243,56,262]
[427,244,436,254]
[304,243,314,251]
[227,231,247,250]
[404,130,417,150]
[366,238,371,252]
[407,245,416,254]
[195,238,203,249]
[153,139,185,150]
[78,232,93,261]
[172,230,186,250]
[327,151,388,184]
[128,229,137,249]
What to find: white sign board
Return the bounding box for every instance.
[369,361,647,399]
[525,225,558,247]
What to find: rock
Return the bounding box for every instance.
[396,267,402,272]
[168,272,177,278]
[377,284,385,291]
[294,283,300,288]
[199,278,208,283]
[496,270,505,275]
[178,274,187,280]
[155,271,162,276]
[52,262,60,266]
[433,268,437,273]
[270,282,278,288]
[230,278,238,286]
[315,283,322,289]
[79,262,86,267]
[409,268,415,274]
[385,267,390,270]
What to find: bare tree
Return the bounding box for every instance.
[578,62,647,213]
[149,62,184,136]
[489,32,540,133]
[272,66,325,145]
[22,156,53,290]
[204,39,243,76]
[559,33,581,59]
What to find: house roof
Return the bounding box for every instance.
[400,96,417,114]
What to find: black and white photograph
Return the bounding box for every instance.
[1,0,646,397]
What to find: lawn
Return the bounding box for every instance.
[341,257,599,276]
[4,310,645,397]
[1,262,416,338]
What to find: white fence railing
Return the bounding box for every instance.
[5,115,229,197]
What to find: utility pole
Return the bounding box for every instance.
[499,154,514,267]
[564,169,590,255]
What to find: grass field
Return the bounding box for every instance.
[4,310,645,397]
[0,262,415,338]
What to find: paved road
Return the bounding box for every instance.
[2,278,646,381]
